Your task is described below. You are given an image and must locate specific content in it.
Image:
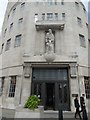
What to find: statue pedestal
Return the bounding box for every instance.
[44,52,55,63]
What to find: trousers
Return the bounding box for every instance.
[75,107,82,119]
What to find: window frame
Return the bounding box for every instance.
[62,13,65,20]
[21,2,25,8]
[14,34,22,47]
[77,17,82,26]
[42,13,45,20]
[0,77,5,96]
[75,1,79,7]
[47,13,53,20]
[84,77,90,99]
[18,18,23,23]
[10,23,13,30]
[0,43,4,54]
[5,39,11,51]
[12,8,16,13]
[79,34,86,47]
[8,76,16,98]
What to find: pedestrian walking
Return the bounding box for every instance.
[80,94,85,112]
[82,104,88,120]
[74,94,82,119]
[80,94,88,120]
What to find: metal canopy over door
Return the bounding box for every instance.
[32,67,70,110]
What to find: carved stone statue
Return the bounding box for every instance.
[45,29,55,53]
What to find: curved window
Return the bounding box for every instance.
[14,34,22,47]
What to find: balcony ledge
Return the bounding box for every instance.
[35,20,65,30]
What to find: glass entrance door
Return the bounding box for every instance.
[56,82,70,110]
[45,83,55,110]
[32,67,70,111]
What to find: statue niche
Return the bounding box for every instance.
[45,29,55,53]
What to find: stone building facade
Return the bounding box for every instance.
[0,0,89,118]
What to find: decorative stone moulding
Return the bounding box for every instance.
[70,63,77,78]
[44,52,55,63]
[24,66,30,78]
[24,73,30,78]
[35,20,65,31]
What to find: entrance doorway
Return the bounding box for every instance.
[46,83,55,110]
[32,67,70,111]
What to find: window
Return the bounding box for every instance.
[5,39,11,51]
[79,34,86,47]
[61,0,64,5]
[14,34,22,47]
[47,13,53,20]
[9,76,16,97]
[42,13,45,20]
[75,2,79,7]
[35,14,38,22]
[47,0,53,5]
[62,13,65,20]
[4,28,7,36]
[18,18,23,23]
[7,14,10,19]
[21,2,25,8]
[54,0,57,5]
[86,23,88,28]
[55,13,58,20]
[0,43,4,54]
[77,17,82,26]
[84,77,90,99]
[10,23,13,29]
[0,77,5,96]
[83,7,86,13]
[13,8,16,13]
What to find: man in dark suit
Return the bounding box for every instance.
[80,94,88,120]
[80,94,85,112]
[74,94,82,119]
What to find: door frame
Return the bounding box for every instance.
[31,67,70,111]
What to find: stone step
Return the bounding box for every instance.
[42,111,75,118]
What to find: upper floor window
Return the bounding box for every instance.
[75,2,79,7]
[42,13,45,20]
[14,34,22,47]
[9,76,16,97]
[47,0,53,5]
[5,39,11,51]
[7,14,10,19]
[86,23,88,28]
[61,0,64,5]
[55,13,58,20]
[4,28,7,36]
[18,18,23,23]
[0,43,4,54]
[83,7,86,13]
[21,2,25,8]
[47,13,53,20]
[79,34,86,47]
[62,13,65,20]
[77,17,82,26]
[10,23,13,30]
[13,8,16,13]
[0,77,5,96]
[54,0,57,5]
[35,14,38,22]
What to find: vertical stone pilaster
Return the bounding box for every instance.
[20,65,32,106]
[2,77,10,108]
[14,75,23,106]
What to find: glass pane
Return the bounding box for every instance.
[59,84,62,103]
[33,68,68,81]
[63,84,67,103]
